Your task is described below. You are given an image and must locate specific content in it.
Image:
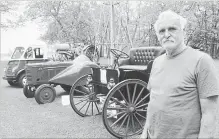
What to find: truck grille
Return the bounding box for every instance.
[5,66,13,76]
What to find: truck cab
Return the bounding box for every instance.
[2,45,49,87]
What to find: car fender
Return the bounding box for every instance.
[16,69,25,78]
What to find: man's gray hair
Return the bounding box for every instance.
[154,10,187,33]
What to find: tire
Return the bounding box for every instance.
[23,85,35,98]
[69,74,103,117]
[61,85,71,93]
[18,73,26,88]
[7,81,18,86]
[34,84,56,104]
[102,79,149,138]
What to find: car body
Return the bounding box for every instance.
[2,45,49,87]
[23,54,98,99]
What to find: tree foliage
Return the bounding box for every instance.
[0,0,24,29]
[21,1,219,57]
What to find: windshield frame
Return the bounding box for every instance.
[11,47,25,59]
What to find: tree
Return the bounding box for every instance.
[0,0,24,29]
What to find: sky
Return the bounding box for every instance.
[0,1,139,55]
[1,1,46,55]
[1,22,46,54]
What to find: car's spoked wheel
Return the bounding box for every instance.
[35,84,56,104]
[102,79,149,138]
[70,75,102,117]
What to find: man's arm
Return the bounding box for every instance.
[198,96,218,139]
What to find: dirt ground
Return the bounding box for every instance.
[1,59,219,138]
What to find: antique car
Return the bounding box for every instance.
[68,46,164,138]
[38,46,160,138]
[2,45,49,87]
[23,45,100,99]
[23,60,74,98]
[24,45,163,138]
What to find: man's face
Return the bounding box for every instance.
[156,19,185,50]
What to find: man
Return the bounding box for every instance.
[141,10,219,139]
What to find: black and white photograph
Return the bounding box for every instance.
[1,0,219,138]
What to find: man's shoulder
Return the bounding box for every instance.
[187,47,212,62]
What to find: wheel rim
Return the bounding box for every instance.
[39,87,54,103]
[22,77,27,86]
[70,75,103,117]
[103,79,149,138]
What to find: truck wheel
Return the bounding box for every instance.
[7,81,18,86]
[35,84,56,104]
[18,73,26,88]
[23,85,35,98]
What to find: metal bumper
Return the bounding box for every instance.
[2,76,17,81]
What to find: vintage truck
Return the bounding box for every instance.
[2,45,49,87]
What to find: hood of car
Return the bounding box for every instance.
[26,60,74,68]
[49,55,100,86]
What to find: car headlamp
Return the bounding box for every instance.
[4,67,7,72]
[12,66,18,73]
[107,78,115,89]
[86,75,92,84]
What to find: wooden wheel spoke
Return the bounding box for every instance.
[79,101,88,111]
[84,102,91,115]
[136,103,148,109]
[134,87,145,105]
[75,89,88,95]
[111,97,127,108]
[132,84,138,103]
[136,109,147,112]
[125,115,131,137]
[91,102,94,115]
[107,107,126,111]
[135,93,150,107]
[131,114,135,133]
[74,97,90,105]
[117,114,129,134]
[94,102,100,114]
[135,112,146,120]
[118,90,129,105]
[126,84,131,103]
[107,111,126,119]
[133,113,143,128]
[110,113,127,128]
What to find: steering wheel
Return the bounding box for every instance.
[110,48,129,59]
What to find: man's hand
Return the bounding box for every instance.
[199,96,218,138]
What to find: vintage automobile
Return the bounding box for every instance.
[68,46,164,138]
[2,45,49,87]
[23,45,100,99]
[28,45,163,138]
